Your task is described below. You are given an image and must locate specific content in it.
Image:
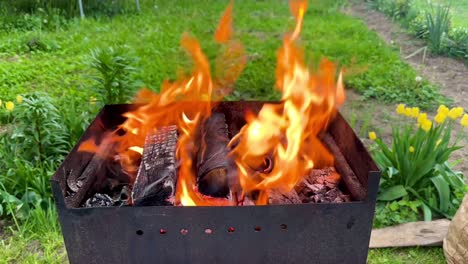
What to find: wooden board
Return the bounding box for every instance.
[369,219,451,248]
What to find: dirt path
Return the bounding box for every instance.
[346,2,468,110]
[340,2,467,178]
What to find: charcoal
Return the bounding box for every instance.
[196,113,230,197]
[268,188,302,205]
[132,126,178,206]
[84,193,113,207]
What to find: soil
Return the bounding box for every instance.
[339,2,467,178]
[345,2,468,109]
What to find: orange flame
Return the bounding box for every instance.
[78,1,245,206]
[229,0,345,205]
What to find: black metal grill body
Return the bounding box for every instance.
[51,102,380,264]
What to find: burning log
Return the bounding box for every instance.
[132,126,178,206]
[321,134,366,201]
[196,113,230,197]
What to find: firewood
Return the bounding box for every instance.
[65,151,110,208]
[132,126,178,206]
[196,113,230,197]
[321,134,366,201]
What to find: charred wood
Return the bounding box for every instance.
[132,126,178,206]
[321,134,366,201]
[268,188,302,205]
[196,113,230,197]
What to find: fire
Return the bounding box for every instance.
[229,0,345,205]
[78,0,245,206]
[79,0,345,207]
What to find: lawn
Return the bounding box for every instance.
[0,0,444,107]
[0,0,459,263]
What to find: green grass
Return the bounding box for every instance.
[0,0,444,108]
[412,0,468,28]
[369,247,446,263]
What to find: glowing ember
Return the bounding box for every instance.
[79,0,346,207]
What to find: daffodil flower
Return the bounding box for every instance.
[369,131,377,141]
[421,120,432,132]
[461,114,468,127]
[5,101,14,111]
[410,107,419,118]
[16,95,23,103]
[438,105,449,115]
[448,107,464,120]
[434,112,447,124]
[396,104,405,115]
[409,146,415,153]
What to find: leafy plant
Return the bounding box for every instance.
[425,2,451,54]
[6,93,71,163]
[370,0,412,20]
[88,46,138,105]
[374,199,422,228]
[371,104,467,219]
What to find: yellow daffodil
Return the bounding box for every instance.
[434,112,447,124]
[437,105,449,115]
[90,96,97,105]
[5,101,14,111]
[436,139,442,146]
[461,114,468,127]
[448,107,464,120]
[417,113,427,127]
[16,95,23,103]
[396,104,405,115]
[409,146,415,153]
[368,131,377,141]
[410,107,419,118]
[404,107,412,117]
[421,120,432,131]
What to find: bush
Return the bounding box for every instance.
[443,27,468,62]
[370,104,467,220]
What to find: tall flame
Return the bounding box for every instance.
[229,0,345,205]
[79,1,245,206]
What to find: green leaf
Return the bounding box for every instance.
[378,185,408,201]
[430,175,450,212]
[422,203,432,221]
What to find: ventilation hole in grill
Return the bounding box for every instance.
[160,228,167,235]
[204,228,213,234]
[136,230,144,236]
[180,228,189,235]
[280,224,288,230]
[228,227,235,233]
[254,226,261,232]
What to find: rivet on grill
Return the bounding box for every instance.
[136,230,144,236]
[204,228,213,234]
[160,228,167,234]
[228,227,235,233]
[254,226,261,232]
[280,224,288,230]
[180,228,189,235]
